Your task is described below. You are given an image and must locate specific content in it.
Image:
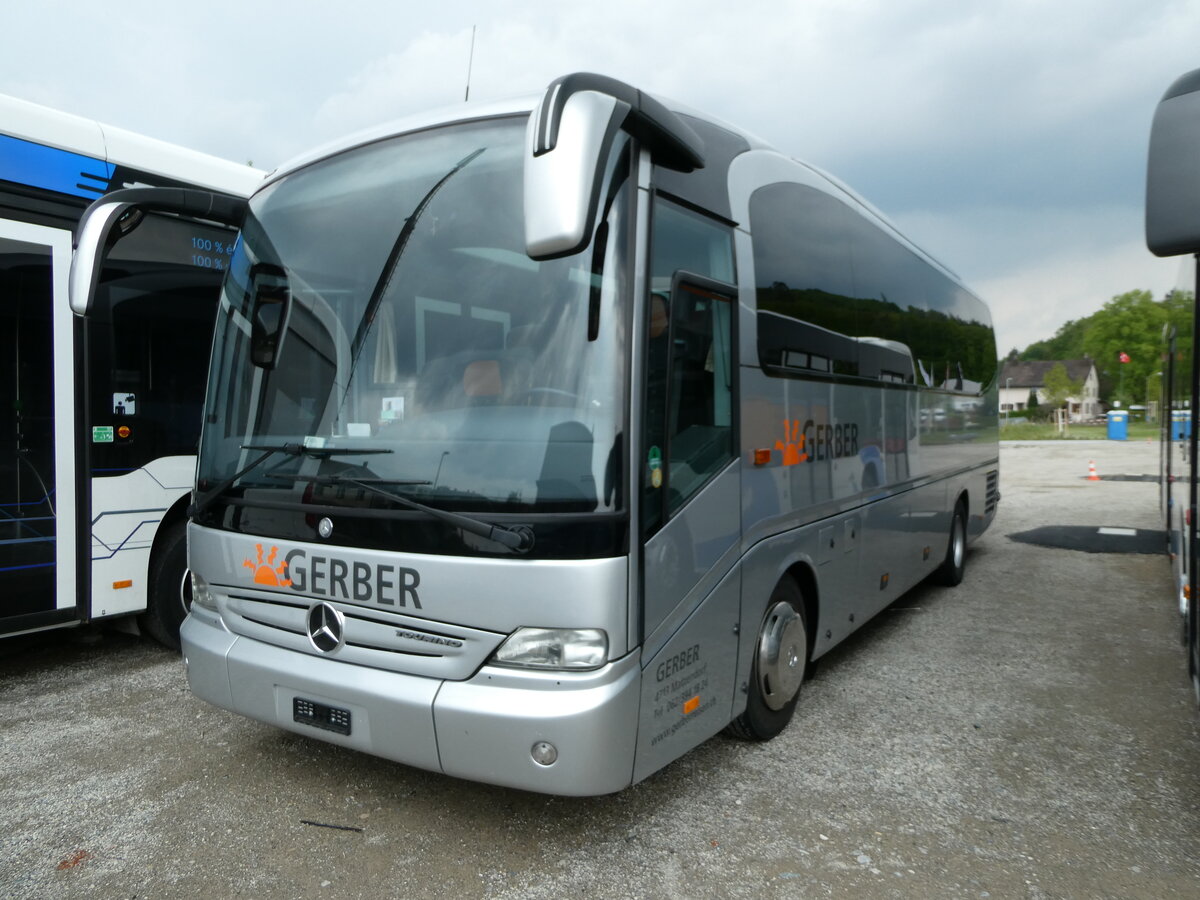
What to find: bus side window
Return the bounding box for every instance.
[643,197,735,536]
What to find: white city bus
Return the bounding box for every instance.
[0,93,263,647]
[73,73,999,793]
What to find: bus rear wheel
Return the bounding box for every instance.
[726,577,807,741]
[139,521,191,651]
[932,502,967,587]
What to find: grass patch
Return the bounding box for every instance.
[999,421,1161,441]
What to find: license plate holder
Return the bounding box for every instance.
[293,697,351,736]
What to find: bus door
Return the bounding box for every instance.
[634,198,741,778]
[0,221,78,630]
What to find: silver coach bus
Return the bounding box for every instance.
[72,73,999,794]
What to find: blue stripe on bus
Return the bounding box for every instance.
[0,132,114,198]
[0,561,54,573]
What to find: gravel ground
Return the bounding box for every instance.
[2,439,1198,899]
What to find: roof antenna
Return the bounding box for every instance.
[464,25,476,102]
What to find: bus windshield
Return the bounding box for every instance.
[196,116,631,551]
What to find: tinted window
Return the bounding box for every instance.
[750,183,994,392]
[88,215,233,472]
[643,199,736,535]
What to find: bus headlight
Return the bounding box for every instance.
[491,627,607,670]
[191,572,217,611]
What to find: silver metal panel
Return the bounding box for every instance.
[626,153,654,657]
[843,517,860,554]
[633,564,740,784]
[183,614,443,772]
[180,611,234,710]
[184,602,645,795]
[189,524,630,659]
[726,149,963,283]
[859,492,913,614]
[818,526,836,565]
[435,652,641,796]
[266,96,537,187]
[909,479,949,569]
[221,590,503,681]
[523,90,620,258]
[642,462,741,642]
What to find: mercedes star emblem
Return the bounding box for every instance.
[306,601,346,653]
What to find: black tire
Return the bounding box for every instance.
[932,502,967,587]
[138,522,191,651]
[726,577,808,741]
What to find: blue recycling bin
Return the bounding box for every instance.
[1107,409,1128,441]
[1172,410,1190,440]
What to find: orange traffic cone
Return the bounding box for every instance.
[1087,460,1100,481]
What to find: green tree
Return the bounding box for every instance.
[1082,290,1164,406]
[1021,316,1091,362]
[1026,389,1040,418]
[1041,362,1084,411]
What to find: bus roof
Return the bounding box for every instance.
[260,78,966,291]
[0,93,265,200]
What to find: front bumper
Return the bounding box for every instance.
[181,610,642,795]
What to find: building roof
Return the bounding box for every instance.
[999,359,1096,387]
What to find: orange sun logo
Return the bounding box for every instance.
[243,544,291,587]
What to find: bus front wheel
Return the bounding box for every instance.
[726,577,808,741]
[139,522,191,651]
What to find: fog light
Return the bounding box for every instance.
[531,741,558,767]
[191,573,217,611]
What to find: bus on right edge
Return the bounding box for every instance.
[1148,67,1200,705]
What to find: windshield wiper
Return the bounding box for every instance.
[347,147,486,370]
[299,473,534,553]
[189,442,393,518]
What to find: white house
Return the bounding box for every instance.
[998,359,1101,422]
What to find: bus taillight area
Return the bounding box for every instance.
[181,607,644,796]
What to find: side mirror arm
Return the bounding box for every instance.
[69,187,248,315]
[524,72,706,261]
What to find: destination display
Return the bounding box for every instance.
[106,211,237,273]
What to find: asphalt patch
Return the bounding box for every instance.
[1007,526,1165,555]
[1085,473,1162,483]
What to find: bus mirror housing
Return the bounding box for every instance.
[1147,68,1200,257]
[247,264,290,369]
[70,187,248,316]
[524,73,706,261]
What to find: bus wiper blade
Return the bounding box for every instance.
[264,474,430,486]
[337,475,534,554]
[190,446,285,518]
[242,442,393,458]
[190,443,394,517]
[348,147,485,370]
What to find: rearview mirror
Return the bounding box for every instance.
[524,73,705,261]
[70,187,248,315]
[1147,68,1200,257]
[247,263,290,369]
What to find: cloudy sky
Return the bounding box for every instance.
[5,0,1198,352]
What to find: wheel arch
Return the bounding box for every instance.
[781,560,819,662]
[150,492,191,571]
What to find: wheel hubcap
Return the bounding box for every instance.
[756,601,806,711]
